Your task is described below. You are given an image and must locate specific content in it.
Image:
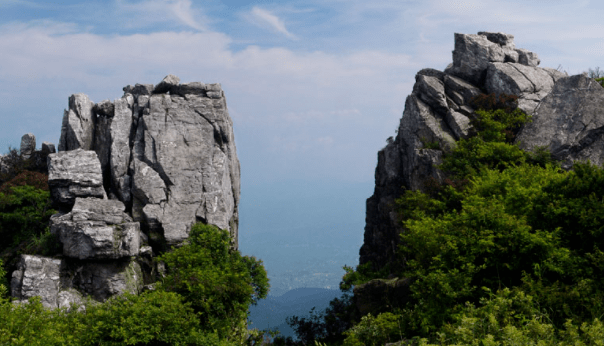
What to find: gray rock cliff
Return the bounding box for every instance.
[361,32,575,271]
[11,74,240,308]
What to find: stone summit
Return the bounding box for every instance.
[10,74,241,308]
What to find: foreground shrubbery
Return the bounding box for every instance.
[0,224,270,345]
[284,91,604,345]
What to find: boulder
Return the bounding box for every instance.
[516,74,604,170]
[123,84,154,97]
[11,255,62,308]
[446,32,542,86]
[62,258,143,301]
[10,254,142,307]
[153,74,180,94]
[47,149,106,209]
[93,99,114,117]
[20,133,36,159]
[58,93,95,151]
[41,142,56,154]
[172,82,207,97]
[51,198,140,260]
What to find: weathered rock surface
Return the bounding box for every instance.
[51,75,240,248]
[516,74,604,170]
[51,198,140,260]
[133,90,238,245]
[11,255,62,308]
[11,74,241,308]
[361,32,569,270]
[61,258,143,301]
[42,142,56,154]
[47,149,106,209]
[20,133,36,159]
[58,93,95,151]
[11,254,142,307]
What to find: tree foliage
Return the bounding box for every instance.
[158,222,270,340]
[334,92,604,345]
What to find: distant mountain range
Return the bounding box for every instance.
[248,287,344,338]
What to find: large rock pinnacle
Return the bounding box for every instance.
[361,32,569,271]
[12,75,241,308]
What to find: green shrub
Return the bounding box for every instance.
[0,291,224,346]
[0,184,55,251]
[0,259,6,299]
[158,222,269,340]
[342,312,404,346]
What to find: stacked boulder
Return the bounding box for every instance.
[360,31,604,272]
[11,75,240,308]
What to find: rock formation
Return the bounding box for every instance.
[55,74,240,247]
[516,74,604,170]
[10,74,240,307]
[361,32,580,271]
[20,133,36,159]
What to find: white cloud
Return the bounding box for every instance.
[249,7,297,40]
[114,0,208,31]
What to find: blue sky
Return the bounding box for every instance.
[1,0,600,183]
[2,0,603,294]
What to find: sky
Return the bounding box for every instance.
[1,0,603,295]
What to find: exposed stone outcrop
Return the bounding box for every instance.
[11,74,240,308]
[11,254,142,308]
[516,74,604,170]
[361,32,569,270]
[11,255,63,308]
[58,93,95,151]
[42,142,56,154]
[20,133,36,159]
[48,149,106,210]
[51,198,140,260]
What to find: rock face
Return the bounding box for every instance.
[11,254,142,308]
[52,74,240,247]
[58,93,95,152]
[20,133,36,159]
[361,32,569,270]
[11,74,240,307]
[516,74,604,170]
[52,198,140,260]
[48,149,106,209]
[11,255,63,308]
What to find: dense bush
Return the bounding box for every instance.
[0,222,270,345]
[331,93,604,345]
[158,222,270,341]
[0,290,224,346]
[0,183,55,253]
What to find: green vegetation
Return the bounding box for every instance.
[159,223,270,341]
[0,223,270,345]
[0,148,271,345]
[7,70,604,345]
[282,87,604,345]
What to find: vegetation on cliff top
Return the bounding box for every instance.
[281,82,604,345]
